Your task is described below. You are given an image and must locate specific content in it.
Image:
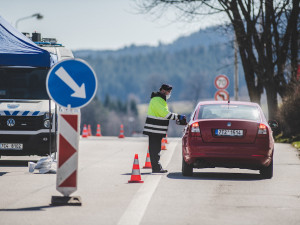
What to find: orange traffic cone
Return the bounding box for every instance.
[165,135,169,144]
[128,154,144,183]
[143,148,152,169]
[96,124,102,137]
[82,124,88,138]
[88,124,92,136]
[119,124,125,138]
[161,138,167,150]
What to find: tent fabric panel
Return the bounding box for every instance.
[0,53,51,67]
[0,16,52,67]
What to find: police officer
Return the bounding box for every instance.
[143,84,187,173]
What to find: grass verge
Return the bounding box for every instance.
[275,133,300,151]
[292,141,300,150]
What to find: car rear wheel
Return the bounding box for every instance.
[182,157,193,176]
[260,160,273,179]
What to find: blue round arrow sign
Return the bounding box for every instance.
[46,59,97,108]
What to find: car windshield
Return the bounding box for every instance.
[198,104,261,121]
[0,67,49,100]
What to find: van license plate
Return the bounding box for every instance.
[215,129,243,137]
[0,143,23,150]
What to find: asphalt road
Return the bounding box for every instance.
[0,137,300,225]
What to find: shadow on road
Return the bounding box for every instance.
[0,205,64,212]
[0,160,37,167]
[0,172,8,176]
[122,172,152,176]
[167,172,262,181]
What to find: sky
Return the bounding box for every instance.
[1,0,226,50]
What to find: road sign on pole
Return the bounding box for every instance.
[214,90,230,101]
[46,58,97,109]
[214,75,229,90]
[48,59,97,206]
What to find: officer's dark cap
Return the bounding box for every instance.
[160,84,173,91]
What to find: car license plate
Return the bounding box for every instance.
[0,143,23,150]
[215,129,243,137]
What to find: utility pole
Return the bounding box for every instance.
[234,34,239,101]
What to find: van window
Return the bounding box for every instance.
[0,67,49,100]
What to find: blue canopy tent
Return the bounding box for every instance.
[0,16,56,67]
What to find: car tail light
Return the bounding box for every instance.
[190,122,201,137]
[257,123,268,136]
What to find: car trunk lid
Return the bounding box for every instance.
[198,119,258,144]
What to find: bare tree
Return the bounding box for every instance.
[136,0,300,119]
[182,72,208,107]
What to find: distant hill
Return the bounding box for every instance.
[75,25,229,58]
[74,25,248,103]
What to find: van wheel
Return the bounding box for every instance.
[182,157,193,176]
[260,160,273,179]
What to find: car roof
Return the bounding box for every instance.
[196,101,260,107]
[193,101,266,122]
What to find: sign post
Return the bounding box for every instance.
[297,64,300,81]
[47,59,97,206]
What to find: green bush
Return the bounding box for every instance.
[277,84,300,138]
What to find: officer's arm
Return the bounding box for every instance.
[154,100,178,120]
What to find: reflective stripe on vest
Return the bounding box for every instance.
[143,128,167,134]
[143,115,169,135]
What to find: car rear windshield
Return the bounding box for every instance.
[198,104,261,121]
[0,67,49,100]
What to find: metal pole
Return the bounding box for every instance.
[234,35,239,101]
[54,104,57,160]
[15,15,33,29]
[15,13,43,29]
[49,99,52,157]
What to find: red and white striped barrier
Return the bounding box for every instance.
[56,113,80,197]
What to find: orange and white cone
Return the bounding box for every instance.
[143,148,152,169]
[165,135,169,144]
[128,154,144,183]
[88,124,92,136]
[96,124,102,137]
[82,124,88,138]
[161,138,167,150]
[119,124,125,138]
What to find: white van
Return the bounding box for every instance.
[0,37,73,157]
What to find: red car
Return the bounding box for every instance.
[182,101,278,179]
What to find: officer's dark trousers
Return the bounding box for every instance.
[148,134,163,171]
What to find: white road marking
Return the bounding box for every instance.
[117,141,179,225]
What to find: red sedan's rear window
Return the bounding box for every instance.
[197,104,261,121]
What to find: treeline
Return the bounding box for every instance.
[80,96,140,137]
[74,39,247,104]
[75,26,249,137]
[103,95,138,116]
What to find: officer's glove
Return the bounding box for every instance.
[176,114,187,125]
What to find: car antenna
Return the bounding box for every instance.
[228,96,230,109]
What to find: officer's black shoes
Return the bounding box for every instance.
[152,169,168,173]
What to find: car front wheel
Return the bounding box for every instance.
[260,160,273,179]
[182,157,193,176]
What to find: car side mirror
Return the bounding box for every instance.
[268,120,278,130]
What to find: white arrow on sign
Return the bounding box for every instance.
[55,67,86,99]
